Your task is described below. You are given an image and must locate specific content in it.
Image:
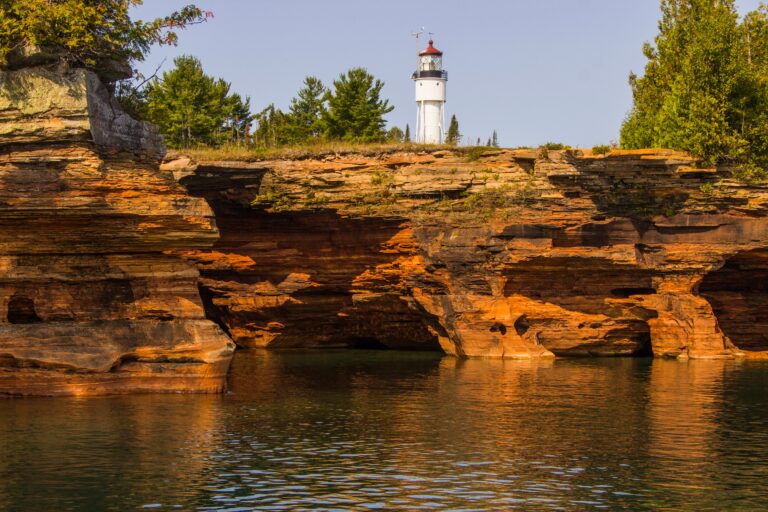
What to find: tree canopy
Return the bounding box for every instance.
[321,67,394,141]
[287,76,327,142]
[0,0,210,80]
[144,55,253,147]
[621,0,768,171]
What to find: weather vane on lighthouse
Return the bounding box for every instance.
[411,32,447,144]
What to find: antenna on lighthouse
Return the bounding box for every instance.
[411,28,425,68]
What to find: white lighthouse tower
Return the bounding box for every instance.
[412,39,447,144]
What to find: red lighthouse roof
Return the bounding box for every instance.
[419,39,443,56]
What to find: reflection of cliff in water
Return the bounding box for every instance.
[2,353,768,510]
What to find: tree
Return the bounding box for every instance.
[322,67,394,141]
[620,0,760,166]
[144,55,253,147]
[446,114,461,145]
[404,124,411,143]
[387,126,405,142]
[253,104,293,148]
[287,76,326,142]
[222,92,254,145]
[491,130,499,147]
[0,1,211,83]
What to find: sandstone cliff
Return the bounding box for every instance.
[173,148,768,360]
[0,66,234,396]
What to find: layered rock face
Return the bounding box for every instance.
[176,148,768,360]
[0,66,234,395]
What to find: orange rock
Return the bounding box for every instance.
[178,147,768,360]
[0,65,234,396]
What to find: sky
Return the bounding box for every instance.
[131,0,765,148]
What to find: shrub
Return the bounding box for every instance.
[543,142,571,150]
[592,145,611,155]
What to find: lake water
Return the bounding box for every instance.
[1,351,767,511]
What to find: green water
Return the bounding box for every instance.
[1,351,767,511]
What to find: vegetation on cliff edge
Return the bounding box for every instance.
[0,0,209,80]
[622,0,768,179]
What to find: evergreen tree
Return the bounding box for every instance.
[476,137,481,146]
[486,137,492,147]
[144,55,253,147]
[446,114,461,145]
[253,104,292,148]
[620,0,756,165]
[322,67,394,141]
[287,76,327,142]
[404,124,411,143]
[491,130,499,147]
[222,92,253,145]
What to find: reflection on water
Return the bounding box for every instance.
[0,351,767,510]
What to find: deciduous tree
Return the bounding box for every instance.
[0,0,211,83]
[620,0,768,168]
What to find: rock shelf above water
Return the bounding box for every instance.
[0,65,234,396]
[174,147,768,360]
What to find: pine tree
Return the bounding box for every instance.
[404,124,411,143]
[321,67,394,141]
[222,92,253,145]
[288,76,326,142]
[486,137,492,147]
[253,104,292,148]
[620,0,754,165]
[145,55,253,147]
[446,114,460,145]
[491,130,499,147]
[476,137,481,146]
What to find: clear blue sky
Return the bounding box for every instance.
[131,0,764,148]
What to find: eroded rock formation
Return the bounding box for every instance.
[0,66,234,395]
[175,148,768,360]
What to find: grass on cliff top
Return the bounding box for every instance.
[170,142,505,162]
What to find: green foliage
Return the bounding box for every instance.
[0,0,210,80]
[446,114,461,145]
[370,169,394,186]
[253,104,293,148]
[249,69,395,148]
[404,124,411,143]
[543,142,570,150]
[387,126,405,142]
[252,183,294,211]
[144,55,254,147]
[464,146,488,162]
[592,144,611,155]
[699,182,715,195]
[491,130,499,148]
[460,182,541,220]
[621,0,768,171]
[321,67,394,141]
[732,162,768,182]
[287,76,326,142]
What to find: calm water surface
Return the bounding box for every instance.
[1,351,768,511]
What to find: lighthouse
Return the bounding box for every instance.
[412,39,447,144]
